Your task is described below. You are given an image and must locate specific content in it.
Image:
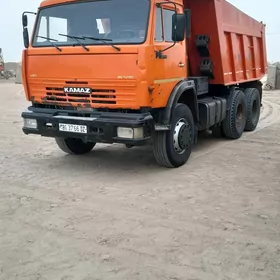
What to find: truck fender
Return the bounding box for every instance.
[161,80,199,125]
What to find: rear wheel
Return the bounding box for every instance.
[222,89,247,139]
[55,138,96,155]
[153,103,195,168]
[244,88,261,131]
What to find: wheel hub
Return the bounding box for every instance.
[173,118,191,154]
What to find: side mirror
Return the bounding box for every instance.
[184,9,191,38]
[23,28,30,48]
[22,11,36,49]
[22,14,28,28]
[172,14,186,42]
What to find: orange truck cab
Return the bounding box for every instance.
[21,0,267,168]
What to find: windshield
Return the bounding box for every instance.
[32,0,150,47]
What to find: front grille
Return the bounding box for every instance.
[29,79,138,108]
[45,86,117,104]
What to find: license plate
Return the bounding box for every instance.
[59,123,87,134]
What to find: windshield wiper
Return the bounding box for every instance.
[58,34,89,51]
[82,36,121,51]
[36,36,62,51]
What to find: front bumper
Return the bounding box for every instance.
[22,107,154,145]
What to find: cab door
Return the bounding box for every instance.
[152,3,187,108]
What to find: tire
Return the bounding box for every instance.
[244,88,261,131]
[55,138,96,155]
[222,89,247,139]
[153,103,195,168]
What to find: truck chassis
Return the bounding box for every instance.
[22,79,262,168]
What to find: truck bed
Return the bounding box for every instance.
[185,0,267,85]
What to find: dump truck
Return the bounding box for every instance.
[21,0,267,168]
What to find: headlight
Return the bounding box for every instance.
[117,127,144,139]
[23,118,37,129]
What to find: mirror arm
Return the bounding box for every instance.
[22,11,37,27]
[161,41,176,53]
[155,41,176,59]
[22,11,37,16]
[156,1,184,11]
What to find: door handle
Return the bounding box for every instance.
[178,62,185,67]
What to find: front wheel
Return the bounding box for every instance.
[153,103,195,168]
[55,138,96,155]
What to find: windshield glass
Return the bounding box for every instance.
[32,0,150,47]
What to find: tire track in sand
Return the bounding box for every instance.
[192,95,280,159]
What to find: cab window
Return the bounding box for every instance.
[163,9,175,42]
[155,7,175,42]
[155,7,163,41]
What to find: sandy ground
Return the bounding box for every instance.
[0,81,279,280]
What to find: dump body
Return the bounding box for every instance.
[185,0,267,85]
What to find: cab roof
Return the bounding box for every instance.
[40,0,183,8]
[40,0,79,8]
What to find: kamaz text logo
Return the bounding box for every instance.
[63,87,92,94]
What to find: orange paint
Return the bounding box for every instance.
[185,0,267,85]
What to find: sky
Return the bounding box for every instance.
[0,0,279,62]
